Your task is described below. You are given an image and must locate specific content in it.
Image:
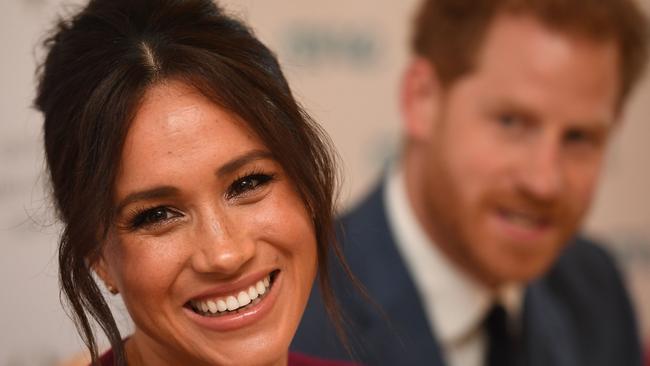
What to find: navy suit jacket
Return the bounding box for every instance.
[292,183,642,366]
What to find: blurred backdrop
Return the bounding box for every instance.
[1,0,649,364]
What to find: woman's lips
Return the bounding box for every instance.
[189,273,273,316]
[183,270,281,332]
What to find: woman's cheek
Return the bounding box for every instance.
[113,233,189,296]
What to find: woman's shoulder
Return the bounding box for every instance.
[92,348,114,366]
[58,348,112,366]
[288,352,361,366]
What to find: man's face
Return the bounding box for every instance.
[416,14,620,286]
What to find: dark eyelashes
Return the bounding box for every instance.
[226,171,276,200]
[122,171,276,231]
[126,206,181,230]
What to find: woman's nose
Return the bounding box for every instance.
[190,213,255,276]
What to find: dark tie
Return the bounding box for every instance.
[484,304,518,366]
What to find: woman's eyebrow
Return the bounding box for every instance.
[215,149,273,178]
[115,150,273,214]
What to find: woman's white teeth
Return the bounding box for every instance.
[217,299,227,312]
[248,286,259,300]
[226,296,239,311]
[237,291,251,306]
[192,274,272,315]
[256,281,266,295]
[207,300,217,313]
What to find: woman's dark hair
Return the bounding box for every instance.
[35,1,351,364]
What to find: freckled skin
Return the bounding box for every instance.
[403,14,620,287]
[96,81,318,366]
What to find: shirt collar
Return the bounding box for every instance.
[383,163,523,346]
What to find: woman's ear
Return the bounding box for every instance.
[93,255,119,295]
[400,57,443,142]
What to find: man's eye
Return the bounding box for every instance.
[498,114,524,129]
[227,173,274,200]
[564,129,593,144]
[130,207,181,229]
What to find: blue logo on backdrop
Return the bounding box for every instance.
[282,24,381,69]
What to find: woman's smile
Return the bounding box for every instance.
[183,270,282,332]
[188,270,276,317]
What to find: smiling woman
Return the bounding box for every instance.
[97,81,320,364]
[34,1,355,365]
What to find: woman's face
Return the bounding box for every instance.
[96,81,318,365]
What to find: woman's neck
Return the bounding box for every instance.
[124,332,290,366]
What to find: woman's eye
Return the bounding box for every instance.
[227,173,274,199]
[130,206,181,229]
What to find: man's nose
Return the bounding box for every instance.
[190,212,255,275]
[518,137,564,201]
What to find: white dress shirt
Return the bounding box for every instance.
[383,163,523,366]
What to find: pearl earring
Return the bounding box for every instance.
[106,284,119,295]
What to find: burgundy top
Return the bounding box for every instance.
[288,352,359,366]
[97,348,359,366]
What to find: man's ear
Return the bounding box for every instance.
[400,57,443,142]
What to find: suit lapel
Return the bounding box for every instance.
[341,183,446,365]
[523,281,580,366]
